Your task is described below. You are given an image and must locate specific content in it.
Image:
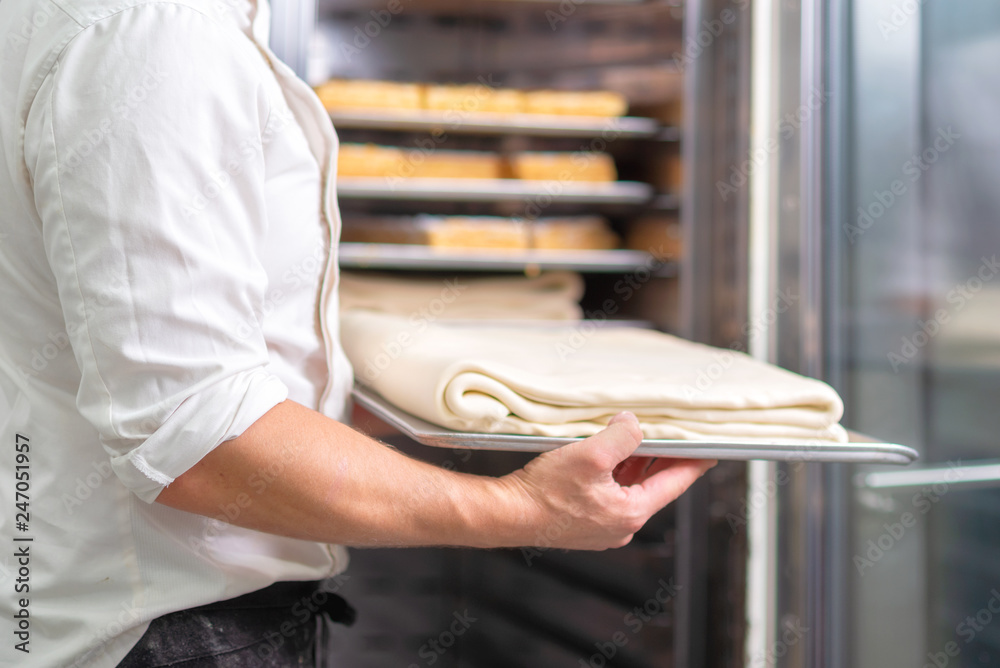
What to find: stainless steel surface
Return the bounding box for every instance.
[650,192,681,211]
[268,0,315,79]
[338,242,676,275]
[745,0,781,662]
[328,109,664,138]
[747,0,845,665]
[678,0,753,662]
[822,3,851,664]
[352,384,918,464]
[336,177,653,204]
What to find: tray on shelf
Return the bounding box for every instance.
[328,108,665,138]
[338,243,677,274]
[352,384,919,465]
[336,177,653,204]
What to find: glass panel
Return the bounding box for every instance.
[836,1,1000,666]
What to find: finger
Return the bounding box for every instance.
[629,459,716,516]
[642,457,706,479]
[613,456,654,486]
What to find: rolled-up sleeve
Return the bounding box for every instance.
[24,4,289,502]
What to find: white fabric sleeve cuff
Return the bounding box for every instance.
[110,369,288,503]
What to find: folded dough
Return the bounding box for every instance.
[339,271,585,321]
[341,311,848,443]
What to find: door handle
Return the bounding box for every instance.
[856,460,1000,491]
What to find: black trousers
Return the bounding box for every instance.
[116,580,355,668]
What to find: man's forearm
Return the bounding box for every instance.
[156,400,715,551]
[156,400,535,548]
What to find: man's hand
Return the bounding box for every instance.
[500,412,715,551]
[157,401,713,551]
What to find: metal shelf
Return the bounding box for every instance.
[322,0,647,11]
[651,192,681,210]
[336,177,653,204]
[339,242,677,275]
[328,109,666,139]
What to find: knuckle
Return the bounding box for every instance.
[613,533,634,549]
[623,511,646,535]
[589,451,618,473]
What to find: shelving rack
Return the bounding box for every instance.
[266,1,751,667]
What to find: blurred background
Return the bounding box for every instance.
[267,0,1000,665]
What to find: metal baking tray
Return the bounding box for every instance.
[352,384,919,465]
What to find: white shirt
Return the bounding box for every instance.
[0,0,353,665]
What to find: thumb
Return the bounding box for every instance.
[561,412,644,475]
[607,411,643,440]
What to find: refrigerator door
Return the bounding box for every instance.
[753,1,1000,667]
[833,1,1000,666]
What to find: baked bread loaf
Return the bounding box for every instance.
[342,215,526,249]
[404,149,504,180]
[337,143,405,178]
[424,84,525,115]
[529,216,619,250]
[339,144,503,180]
[523,90,628,117]
[508,151,618,182]
[315,79,422,111]
[342,215,617,251]
[315,78,629,119]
